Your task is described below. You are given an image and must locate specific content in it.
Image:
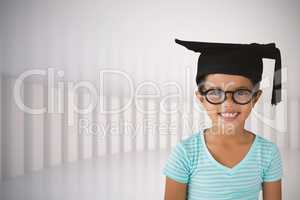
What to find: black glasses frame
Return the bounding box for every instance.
[199,88,258,105]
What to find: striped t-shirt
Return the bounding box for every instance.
[163,130,283,200]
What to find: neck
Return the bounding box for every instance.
[204,122,247,144]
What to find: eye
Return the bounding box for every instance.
[233,89,253,104]
[207,89,223,96]
[235,89,251,96]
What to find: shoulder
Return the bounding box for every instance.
[180,132,201,149]
[254,135,283,181]
[163,133,202,183]
[171,132,203,166]
[255,134,282,169]
[245,130,277,152]
[176,132,202,156]
[255,134,280,155]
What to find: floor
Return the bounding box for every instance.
[0,148,299,200]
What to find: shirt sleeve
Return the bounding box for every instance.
[262,144,283,182]
[163,142,191,184]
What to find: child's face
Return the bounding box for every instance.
[195,73,262,130]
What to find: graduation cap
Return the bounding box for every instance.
[174,38,282,106]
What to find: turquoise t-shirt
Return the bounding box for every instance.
[163,130,283,200]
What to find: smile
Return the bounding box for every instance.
[218,112,240,121]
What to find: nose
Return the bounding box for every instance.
[225,92,235,103]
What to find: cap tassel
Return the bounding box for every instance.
[271,48,282,106]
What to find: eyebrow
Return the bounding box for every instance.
[204,86,252,90]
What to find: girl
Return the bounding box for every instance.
[163,39,283,200]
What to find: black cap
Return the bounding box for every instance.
[175,38,282,106]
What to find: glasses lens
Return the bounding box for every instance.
[233,89,253,104]
[206,89,225,103]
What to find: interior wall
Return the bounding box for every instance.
[0,76,298,181]
[0,73,2,181]
[0,0,299,181]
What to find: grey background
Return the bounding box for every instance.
[0,0,299,98]
[0,0,299,199]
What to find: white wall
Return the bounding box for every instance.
[0,72,2,181]
[0,76,298,181]
[0,0,299,181]
[0,0,299,95]
[2,78,25,179]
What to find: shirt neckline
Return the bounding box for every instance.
[200,129,258,174]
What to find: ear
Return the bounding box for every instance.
[251,89,262,107]
[195,90,205,103]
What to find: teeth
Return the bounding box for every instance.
[220,112,238,118]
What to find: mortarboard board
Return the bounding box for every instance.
[174,38,282,106]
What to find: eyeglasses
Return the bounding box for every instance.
[199,88,258,105]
